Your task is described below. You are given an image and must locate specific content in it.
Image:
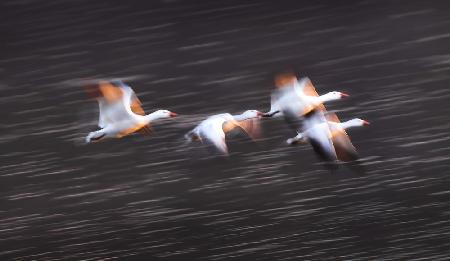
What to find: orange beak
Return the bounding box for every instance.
[340,92,349,98]
[362,120,370,125]
[170,112,178,117]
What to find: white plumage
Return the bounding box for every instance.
[185,110,266,155]
[85,80,177,143]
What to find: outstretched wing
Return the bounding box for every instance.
[275,74,319,98]
[297,77,327,113]
[198,116,229,155]
[297,77,318,97]
[326,113,359,162]
[272,75,327,132]
[238,118,261,140]
[125,86,146,116]
[113,81,152,135]
[272,74,305,130]
[223,118,261,141]
[85,81,125,128]
[274,73,297,89]
[97,100,108,128]
[303,109,337,162]
[85,81,150,132]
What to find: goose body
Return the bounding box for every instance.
[287,110,369,162]
[185,110,266,155]
[85,80,177,143]
[269,76,348,130]
[290,110,338,161]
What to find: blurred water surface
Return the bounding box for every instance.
[1,0,450,260]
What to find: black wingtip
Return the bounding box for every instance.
[262,110,280,117]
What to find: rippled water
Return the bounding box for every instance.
[1,0,450,260]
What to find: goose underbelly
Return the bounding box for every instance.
[118,124,148,137]
[110,120,147,138]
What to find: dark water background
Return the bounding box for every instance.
[1,0,450,259]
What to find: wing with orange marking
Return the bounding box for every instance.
[137,125,153,135]
[130,93,153,135]
[126,89,152,135]
[275,73,298,89]
[130,93,145,116]
[85,80,148,129]
[273,75,327,120]
[299,77,326,113]
[84,81,127,103]
[326,113,359,162]
[223,118,261,141]
[301,78,319,97]
[222,120,239,134]
[237,118,261,140]
[85,81,126,128]
[84,83,102,99]
[302,109,337,162]
[98,81,124,103]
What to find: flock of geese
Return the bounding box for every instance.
[84,74,369,163]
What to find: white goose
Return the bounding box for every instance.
[185,110,270,155]
[85,80,177,143]
[287,110,369,162]
[268,75,348,122]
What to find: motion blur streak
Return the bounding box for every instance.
[1,0,450,260]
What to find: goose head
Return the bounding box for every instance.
[143,109,177,123]
[321,91,349,102]
[154,109,178,118]
[241,110,265,119]
[347,118,370,127]
[352,118,370,126]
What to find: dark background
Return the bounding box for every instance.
[1,0,450,260]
